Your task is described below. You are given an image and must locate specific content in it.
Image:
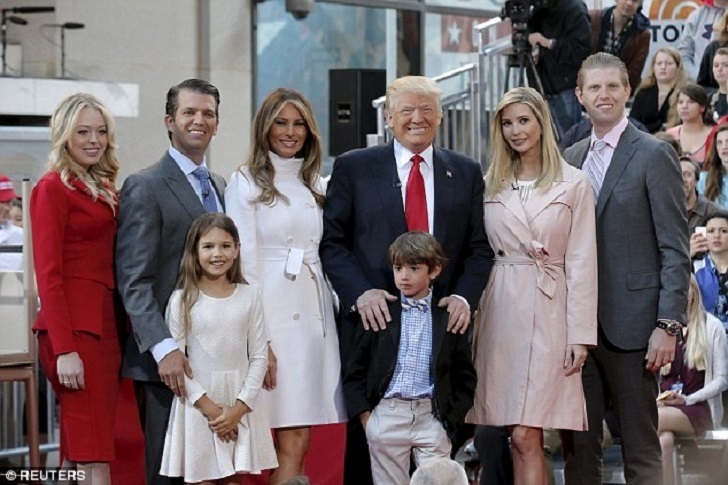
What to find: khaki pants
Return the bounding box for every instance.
[365,398,451,484]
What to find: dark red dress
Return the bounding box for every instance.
[660,334,713,434]
[31,172,121,462]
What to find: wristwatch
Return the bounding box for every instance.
[656,320,683,339]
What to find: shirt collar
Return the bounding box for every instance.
[394,139,434,170]
[590,116,629,149]
[169,146,208,175]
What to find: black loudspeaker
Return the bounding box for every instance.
[329,69,386,156]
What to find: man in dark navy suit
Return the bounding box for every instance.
[320,75,493,484]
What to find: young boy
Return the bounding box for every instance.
[342,231,477,484]
[711,47,728,118]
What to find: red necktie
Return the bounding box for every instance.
[405,154,428,232]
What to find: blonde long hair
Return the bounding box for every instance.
[176,213,246,337]
[243,88,324,207]
[662,275,708,375]
[485,87,562,198]
[47,93,119,210]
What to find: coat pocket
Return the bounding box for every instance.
[626,271,660,290]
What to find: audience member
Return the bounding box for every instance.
[657,275,728,485]
[159,213,277,482]
[698,123,728,205]
[678,0,728,80]
[654,131,683,156]
[116,79,226,485]
[467,86,597,484]
[343,231,476,484]
[666,84,715,165]
[410,457,469,485]
[9,199,22,227]
[321,75,493,485]
[682,158,722,245]
[225,88,347,484]
[562,53,689,484]
[31,93,122,485]
[630,47,688,133]
[0,174,23,271]
[526,0,592,137]
[694,212,728,329]
[710,47,728,118]
[698,10,728,90]
[590,0,650,92]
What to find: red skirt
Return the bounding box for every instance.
[37,289,121,462]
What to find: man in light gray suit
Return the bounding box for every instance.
[116,79,225,485]
[562,53,690,484]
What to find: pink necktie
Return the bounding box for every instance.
[405,154,428,232]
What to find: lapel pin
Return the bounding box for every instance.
[446,171,452,178]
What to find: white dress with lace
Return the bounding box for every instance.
[160,284,277,482]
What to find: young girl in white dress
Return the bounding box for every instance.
[159,213,278,484]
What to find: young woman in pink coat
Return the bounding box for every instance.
[466,87,598,484]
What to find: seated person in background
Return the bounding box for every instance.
[684,158,722,261]
[9,199,22,227]
[698,124,728,205]
[657,275,728,485]
[343,231,476,485]
[666,84,715,165]
[654,131,682,156]
[590,0,651,93]
[630,47,688,133]
[711,48,728,119]
[698,10,728,91]
[693,212,728,330]
[0,173,23,271]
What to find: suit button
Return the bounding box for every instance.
[293,313,300,320]
[286,236,294,244]
[497,250,505,257]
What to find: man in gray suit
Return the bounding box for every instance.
[562,53,690,484]
[116,78,225,485]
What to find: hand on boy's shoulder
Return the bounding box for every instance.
[356,289,397,332]
[438,295,471,334]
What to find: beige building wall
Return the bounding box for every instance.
[4,0,253,182]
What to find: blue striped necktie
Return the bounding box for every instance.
[192,166,218,213]
[585,139,607,203]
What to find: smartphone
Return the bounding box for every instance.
[695,226,707,238]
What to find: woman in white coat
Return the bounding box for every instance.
[225,88,347,484]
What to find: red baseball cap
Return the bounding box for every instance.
[0,174,20,202]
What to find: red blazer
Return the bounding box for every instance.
[31,171,117,355]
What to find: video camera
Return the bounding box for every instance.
[501,0,552,55]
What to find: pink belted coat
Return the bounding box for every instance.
[466,161,598,431]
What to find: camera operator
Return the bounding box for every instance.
[527,0,591,137]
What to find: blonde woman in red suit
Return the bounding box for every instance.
[31,93,121,485]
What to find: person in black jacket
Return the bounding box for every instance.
[527,0,592,138]
[343,231,476,485]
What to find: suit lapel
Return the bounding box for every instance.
[432,147,454,243]
[430,304,447,370]
[597,125,637,216]
[372,143,407,235]
[494,184,530,231]
[524,167,571,219]
[160,153,205,220]
[210,174,226,211]
[388,301,403,355]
